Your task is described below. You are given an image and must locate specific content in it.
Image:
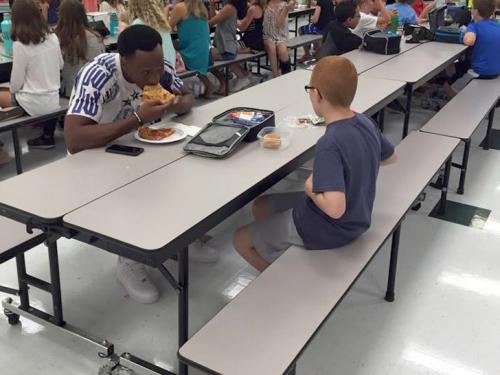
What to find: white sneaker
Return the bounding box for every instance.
[232,77,251,92]
[188,240,220,263]
[116,257,159,304]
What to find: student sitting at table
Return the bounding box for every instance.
[297,0,335,62]
[100,0,128,26]
[28,0,105,149]
[129,0,176,66]
[0,0,63,149]
[386,0,432,25]
[64,25,216,303]
[167,0,214,98]
[321,1,362,56]
[263,0,294,77]
[209,0,251,94]
[233,56,397,272]
[443,0,500,97]
[352,0,395,37]
[238,0,266,52]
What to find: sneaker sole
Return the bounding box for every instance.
[116,277,160,304]
[28,145,56,150]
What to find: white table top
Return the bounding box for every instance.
[63,75,406,251]
[420,78,500,139]
[0,131,188,221]
[363,41,468,84]
[178,131,461,375]
[342,39,422,74]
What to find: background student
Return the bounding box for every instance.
[129,0,176,66]
[28,0,105,149]
[167,0,214,98]
[321,1,362,56]
[263,0,294,77]
[0,0,63,149]
[238,0,266,52]
[297,0,335,62]
[352,0,394,37]
[209,0,251,94]
[386,0,432,25]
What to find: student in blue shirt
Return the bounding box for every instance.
[233,56,397,272]
[444,0,500,97]
[386,0,431,25]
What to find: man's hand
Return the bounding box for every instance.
[137,99,176,124]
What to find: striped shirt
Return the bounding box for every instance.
[67,53,183,124]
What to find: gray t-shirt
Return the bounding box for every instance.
[61,34,105,98]
[293,113,395,250]
[214,7,238,55]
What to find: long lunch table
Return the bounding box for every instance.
[362,41,468,138]
[52,75,406,375]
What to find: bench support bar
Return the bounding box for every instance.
[483,106,496,151]
[438,158,452,215]
[12,128,23,174]
[385,225,401,302]
[403,85,413,139]
[457,139,471,195]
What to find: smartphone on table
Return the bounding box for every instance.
[105,144,144,156]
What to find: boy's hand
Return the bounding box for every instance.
[305,174,314,198]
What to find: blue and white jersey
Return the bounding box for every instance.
[67,53,183,124]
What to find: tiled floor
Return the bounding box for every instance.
[1,40,500,375]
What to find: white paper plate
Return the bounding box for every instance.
[134,123,187,144]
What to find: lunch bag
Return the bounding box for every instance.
[434,26,464,44]
[363,31,401,55]
[183,122,250,158]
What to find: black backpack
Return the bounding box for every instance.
[363,31,401,55]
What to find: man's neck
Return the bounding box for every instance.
[323,107,355,125]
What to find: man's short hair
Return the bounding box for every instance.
[117,25,163,58]
[335,1,358,23]
[311,56,358,108]
[473,0,495,17]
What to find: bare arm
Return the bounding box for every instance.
[238,6,257,31]
[311,5,321,24]
[375,0,393,25]
[305,175,347,220]
[209,3,234,27]
[169,85,194,115]
[463,32,476,46]
[277,4,290,29]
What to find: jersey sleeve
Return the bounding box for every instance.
[66,61,113,123]
[160,59,184,94]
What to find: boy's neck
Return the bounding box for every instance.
[322,106,356,125]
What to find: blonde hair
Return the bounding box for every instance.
[311,56,358,107]
[184,0,209,20]
[128,0,172,32]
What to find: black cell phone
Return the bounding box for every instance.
[105,144,144,156]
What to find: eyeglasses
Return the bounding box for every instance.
[304,85,322,98]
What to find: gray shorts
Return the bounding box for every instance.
[250,192,305,263]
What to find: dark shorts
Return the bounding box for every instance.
[448,59,500,84]
[299,24,322,35]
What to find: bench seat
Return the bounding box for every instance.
[179,131,460,375]
[420,78,500,194]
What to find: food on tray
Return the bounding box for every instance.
[142,84,176,103]
[138,126,175,140]
[263,133,282,149]
[297,117,312,125]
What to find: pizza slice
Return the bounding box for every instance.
[138,126,176,141]
[142,84,176,104]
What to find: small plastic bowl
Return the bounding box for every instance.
[257,127,291,150]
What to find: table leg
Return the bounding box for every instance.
[385,225,401,302]
[224,66,229,97]
[47,240,64,326]
[483,106,496,150]
[295,17,299,36]
[403,85,413,139]
[12,128,23,174]
[438,158,452,215]
[378,108,385,133]
[457,139,470,195]
[15,254,30,310]
[178,247,189,375]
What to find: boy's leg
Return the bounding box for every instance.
[234,225,270,272]
[0,89,13,109]
[252,192,304,220]
[277,43,291,74]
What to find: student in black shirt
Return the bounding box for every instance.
[298,0,335,62]
[321,1,362,56]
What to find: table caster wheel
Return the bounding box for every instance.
[4,309,20,325]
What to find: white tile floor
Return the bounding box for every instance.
[1,57,500,375]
